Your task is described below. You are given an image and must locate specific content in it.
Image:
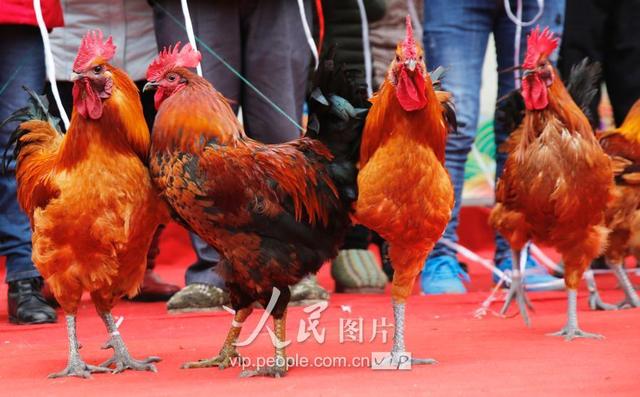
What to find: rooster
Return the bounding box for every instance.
[1,31,167,377]
[588,98,640,309]
[143,44,367,377]
[354,16,455,364]
[489,27,614,339]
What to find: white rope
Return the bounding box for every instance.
[355,0,373,97]
[33,0,69,129]
[471,144,495,189]
[297,0,319,71]
[503,0,544,89]
[529,243,564,273]
[440,238,511,283]
[180,0,203,77]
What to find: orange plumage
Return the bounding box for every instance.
[354,17,454,362]
[7,31,167,377]
[145,45,368,376]
[490,27,614,338]
[592,99,640,308]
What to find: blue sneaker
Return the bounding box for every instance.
[421,256,470,294]
[495,256,563,291]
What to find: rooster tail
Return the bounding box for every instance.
[305,48,369,205]
[306,47,369,162]
[1,86,62,173]
[565,58,601,119]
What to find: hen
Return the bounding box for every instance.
[1,31,167,377]
[589,98,640,309]
[143,44,367,377]
[489,27,614,339]
[354,16,455,364]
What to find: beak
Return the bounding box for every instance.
[404,59,417,72]
[70,72,82,82]
[498,64,523,74]
[143,82,159,93]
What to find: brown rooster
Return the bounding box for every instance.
[2,31,167,377]
[588,99,640,309]
[490,27,614,339]
[354,17,455,363]
[143,44,368,377]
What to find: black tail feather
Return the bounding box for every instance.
[306,48,369,207]
[1,86,62,174]
[565,58,601,119]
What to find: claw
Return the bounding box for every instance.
[181,352,239,370]
[500,273,532,326]
[588,291,619,311]
[48,360,110,379]
[239,364,286,378]
[547,327,604,341]
[411,358,438,365]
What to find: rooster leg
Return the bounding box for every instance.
[99,312,160,373]
[390,300,437,366]
[182,307,253,369]
[48,315,111,378]
[240,310,288,378]
[500,249,532,326]
[584,270,618,311]
[610,263,640,308]
[547,289,604,340]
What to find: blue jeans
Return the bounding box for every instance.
[423,0,565,264]
[0,25,46,283]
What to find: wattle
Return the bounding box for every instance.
[72,79,103,119]
[522,75,548,110]
[396,68,427,111]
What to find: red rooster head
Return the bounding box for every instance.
[144,42,202,109]
[71,30,117,120]
[521,26,559,111]
[389,16,428,112]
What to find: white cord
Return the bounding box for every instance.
[180,0,203,77]
[503,0,544,89]
[33,0,69,129]
[440,238,511,283]
[297,0,319,71]
[355,0,373,97]
[471,144,496,189]
[529,243,564,273]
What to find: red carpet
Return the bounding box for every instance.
[1,207,639,396]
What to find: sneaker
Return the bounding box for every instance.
[166,283,229,312]
[495,256,563,291]
[289,276,329,306]
[331,249,388,293]
[420,256,469,295]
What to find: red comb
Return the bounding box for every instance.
[146,42,202,81]
[523,26,558,69]
[402,15,417,59]
[73,30,116,72]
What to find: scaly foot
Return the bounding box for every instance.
[181,350,239,370]
[500,273,533,326]
[617,296,640,309]
[412,357,438,365]
[588,290,619,311]
[547,326,604,341]
[239,364,287,378]
[48,357,110,379]
[101,337,160,373]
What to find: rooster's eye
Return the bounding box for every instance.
[395,55,400,62]
[167,75,176,82]
[93,66,102,74]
